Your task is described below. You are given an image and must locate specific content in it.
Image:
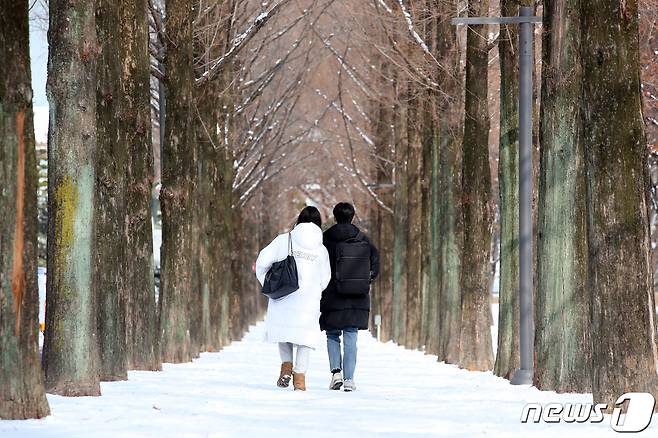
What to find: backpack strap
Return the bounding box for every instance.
[288,232,293,256]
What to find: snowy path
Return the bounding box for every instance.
[2,322,656,437]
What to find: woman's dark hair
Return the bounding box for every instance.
[297,206,322,228]
[333,202,355,224]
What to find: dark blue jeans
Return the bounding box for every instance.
[326,328,358,380]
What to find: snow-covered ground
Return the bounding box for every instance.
[3,320,655,437]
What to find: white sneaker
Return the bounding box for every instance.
[330,370,343,390]
[343,379,356,392]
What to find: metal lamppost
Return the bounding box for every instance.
[452,7,542,386]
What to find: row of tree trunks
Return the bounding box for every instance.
[194,0,235,353]
[228,207,264,341]
[0,0,51,419]
[374,0,497,373]
[3,0,263,404]
[41,0,163,400]
[156,0,261,361]
[378,0,496,374]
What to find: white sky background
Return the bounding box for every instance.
[29,1,49,143]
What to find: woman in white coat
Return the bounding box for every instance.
[255,206,331,391]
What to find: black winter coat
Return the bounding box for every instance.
[320,223,380,331]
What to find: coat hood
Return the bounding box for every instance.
[324,223,360,242]
[290,222,324,250]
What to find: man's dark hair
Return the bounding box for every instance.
[297,206,322,228]
[333,202,355,224]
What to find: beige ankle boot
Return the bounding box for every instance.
[293,372,306,391]
[277,362,293,387]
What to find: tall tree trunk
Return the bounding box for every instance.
[420,1,436,352]
[420,96,433,351]
[159,0,195,363]
[194,85,214,350]
[218,175,234,346]
[406,88,423,350]
[230,209,245,341]
[425,1,451,357]
[535,0,591,392]
[378,199,395,341]
[494,0,521,380]
[218,149,234,347]
[95,0,128,381]
[43,0,102,396]
[0,0,50,418]
[120,0,161,371]
[189,172,202,357]
[370,42,394,343]
[436,0,464,364]
[391,75,408,345]
[458,0,494,371]
[425,89,441,355]
[581,0,658,406]
[370,77,394,342]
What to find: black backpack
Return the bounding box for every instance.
[335,232,371,295]
[262,233,299,300]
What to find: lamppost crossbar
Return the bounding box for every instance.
[451,16,541,25]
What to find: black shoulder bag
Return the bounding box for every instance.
[261,233,299,300]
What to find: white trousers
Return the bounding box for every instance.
[278,342,311,374]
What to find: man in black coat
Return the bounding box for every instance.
[320,202,379,392]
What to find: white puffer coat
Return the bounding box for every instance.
[256,222,331,349]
